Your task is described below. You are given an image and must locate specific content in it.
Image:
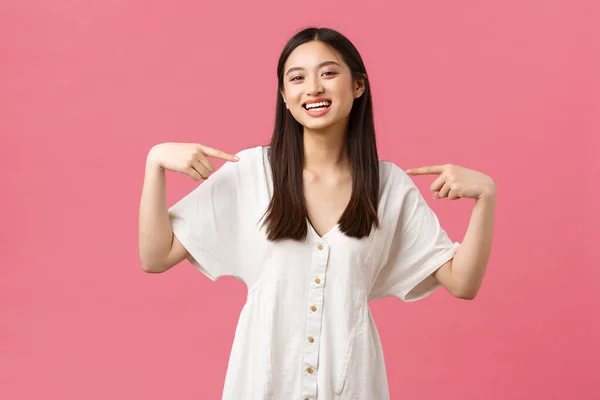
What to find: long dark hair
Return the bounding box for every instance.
[263,27,380,241]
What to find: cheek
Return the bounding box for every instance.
[334,88,356,114]
[284,86,302,103]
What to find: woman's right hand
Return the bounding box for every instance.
[147,142,239,181]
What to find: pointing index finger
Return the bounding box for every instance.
[405,165,444,175]
[200,145,239,162]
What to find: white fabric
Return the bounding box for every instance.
[169,146,460,399]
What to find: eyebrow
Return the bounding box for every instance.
[285,61,341,77]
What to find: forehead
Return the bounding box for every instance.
[284,41,345,70]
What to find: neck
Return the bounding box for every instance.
[302,120,350,172]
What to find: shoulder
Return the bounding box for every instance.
[378,160,413,192]
[234,145,268,166]
[376,160,430,229]
[377,159,426,214]
[216,145,270,196]
[217,145,268,176]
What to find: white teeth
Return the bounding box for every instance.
[305,101,331,110]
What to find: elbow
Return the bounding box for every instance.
[139,257,169,274]
[455,291,478,300]
[451,286,479,300]
[141,264,166,273]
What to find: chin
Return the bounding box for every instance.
[301,120,335,132]
[298,115,344,132]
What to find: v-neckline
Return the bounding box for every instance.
[307,219,339,240]
[263,146,342,241]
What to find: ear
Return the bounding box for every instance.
[280,89,288,108]
[354,76,366,99]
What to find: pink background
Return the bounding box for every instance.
[1,0,598,399]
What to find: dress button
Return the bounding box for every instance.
[307,367,314,374]
[317,244,323,251]
[308,337,314,343]
[315,278,321,284]
[310,305,317,312]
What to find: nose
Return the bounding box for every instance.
[306,75,324,95]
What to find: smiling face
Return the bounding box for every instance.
[280,40,365,133]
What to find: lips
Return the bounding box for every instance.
[302,98,332,110]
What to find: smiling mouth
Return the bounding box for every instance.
[303,100,332,111]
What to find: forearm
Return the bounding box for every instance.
[138,151,174,271]
[450,192,496,297]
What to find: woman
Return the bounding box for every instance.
[138,27,496,400]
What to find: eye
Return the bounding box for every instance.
[322,71,338,77]
[290,76,304,82]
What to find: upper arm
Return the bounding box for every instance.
[432,259,456,295]
[144,234,194,273]
[432,258,479,300]
[166,233,196,271]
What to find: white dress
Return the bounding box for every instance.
[168,146,460,400]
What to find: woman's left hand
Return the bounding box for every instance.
[406,164,496,200]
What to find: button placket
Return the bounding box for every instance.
[301,240,329,399]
